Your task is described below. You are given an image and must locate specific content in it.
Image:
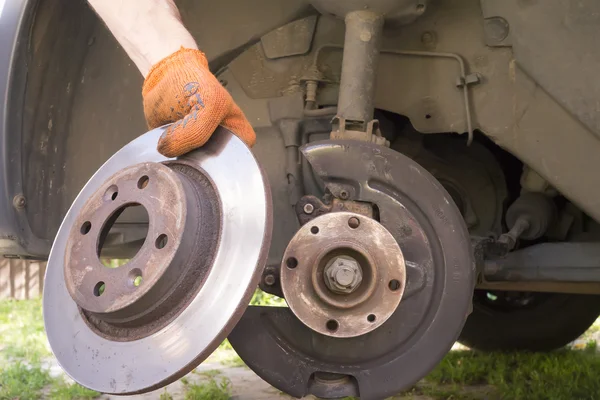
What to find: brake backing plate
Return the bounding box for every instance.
[229,140,474,400]
[43,127,272,394]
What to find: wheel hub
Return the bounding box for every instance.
[281,212,406,338]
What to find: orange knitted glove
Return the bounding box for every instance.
[142,48,256,157]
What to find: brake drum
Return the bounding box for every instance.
[229,140,475,400]
[43,127,272,394]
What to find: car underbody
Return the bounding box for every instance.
[3,0,600,398]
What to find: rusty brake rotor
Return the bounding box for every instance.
[43,126,272,394]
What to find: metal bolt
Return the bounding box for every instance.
[305,80,318,104]
[421,31,436,47]
[498,215,530,251]
[334,267,355,286]
[484,17,509,45]
[324,256,363,294]
[13,194,26,210]
[303,203,315,215]
[264,274,276,286]
[339,190,349,200]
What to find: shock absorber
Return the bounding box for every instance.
[309,0,429,145]
[332,10,386,145]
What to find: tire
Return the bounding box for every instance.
[458,290,600,352]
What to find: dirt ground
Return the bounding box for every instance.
[101,360,296,400]
[92,352,433,400]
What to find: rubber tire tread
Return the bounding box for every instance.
[459,292,600,352]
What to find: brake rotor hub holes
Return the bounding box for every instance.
[280,212,406,338]
[64,161,221,341]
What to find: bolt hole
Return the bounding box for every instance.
[348,217,360,229]
[128,268,143,287]
[389,279,401,291]
[93,281,105,297]
[311,226,319,234]
[286,257,298,269]
[425,114,432,119]
[137,175,149,189]
[104,185,119,201]
[339,190,349,199]
[80,221,92,235]
[155,234,168,249]
[367,314,376,323]
[326,319,339,332]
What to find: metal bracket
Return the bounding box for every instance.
[456,73,482,88]
[330,117,390,146]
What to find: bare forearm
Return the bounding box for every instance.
[88,0,198,77]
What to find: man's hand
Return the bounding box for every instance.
[142,48,256,157]
[88,1,254,156]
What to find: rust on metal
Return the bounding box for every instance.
[64,161,221,341]
[45,127,272,394]
[296,195,374,226]
[280,211,406,338]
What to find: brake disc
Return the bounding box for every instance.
[43,126,272,394]
[229,140,474,400]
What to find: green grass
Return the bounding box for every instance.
[180,377,190,385]
[159,388,174,400]
[3,299,600,400]
[0,299,99,400]
[217,352,246,368]
[0,362,53,400]
[337,345,600,399]
[580,318,600,341]
[194,369,222,378]
[48,380,100,400]
[0,361,99,400]
[249,288,287,307]
[0,299,50,362]
[0,299,52,400]
[210,340,245,367]
[425,349,600,400]
[99,258,130,268]
[218,338,234,351]
[182,377,231,400]
[403,384,492,400]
